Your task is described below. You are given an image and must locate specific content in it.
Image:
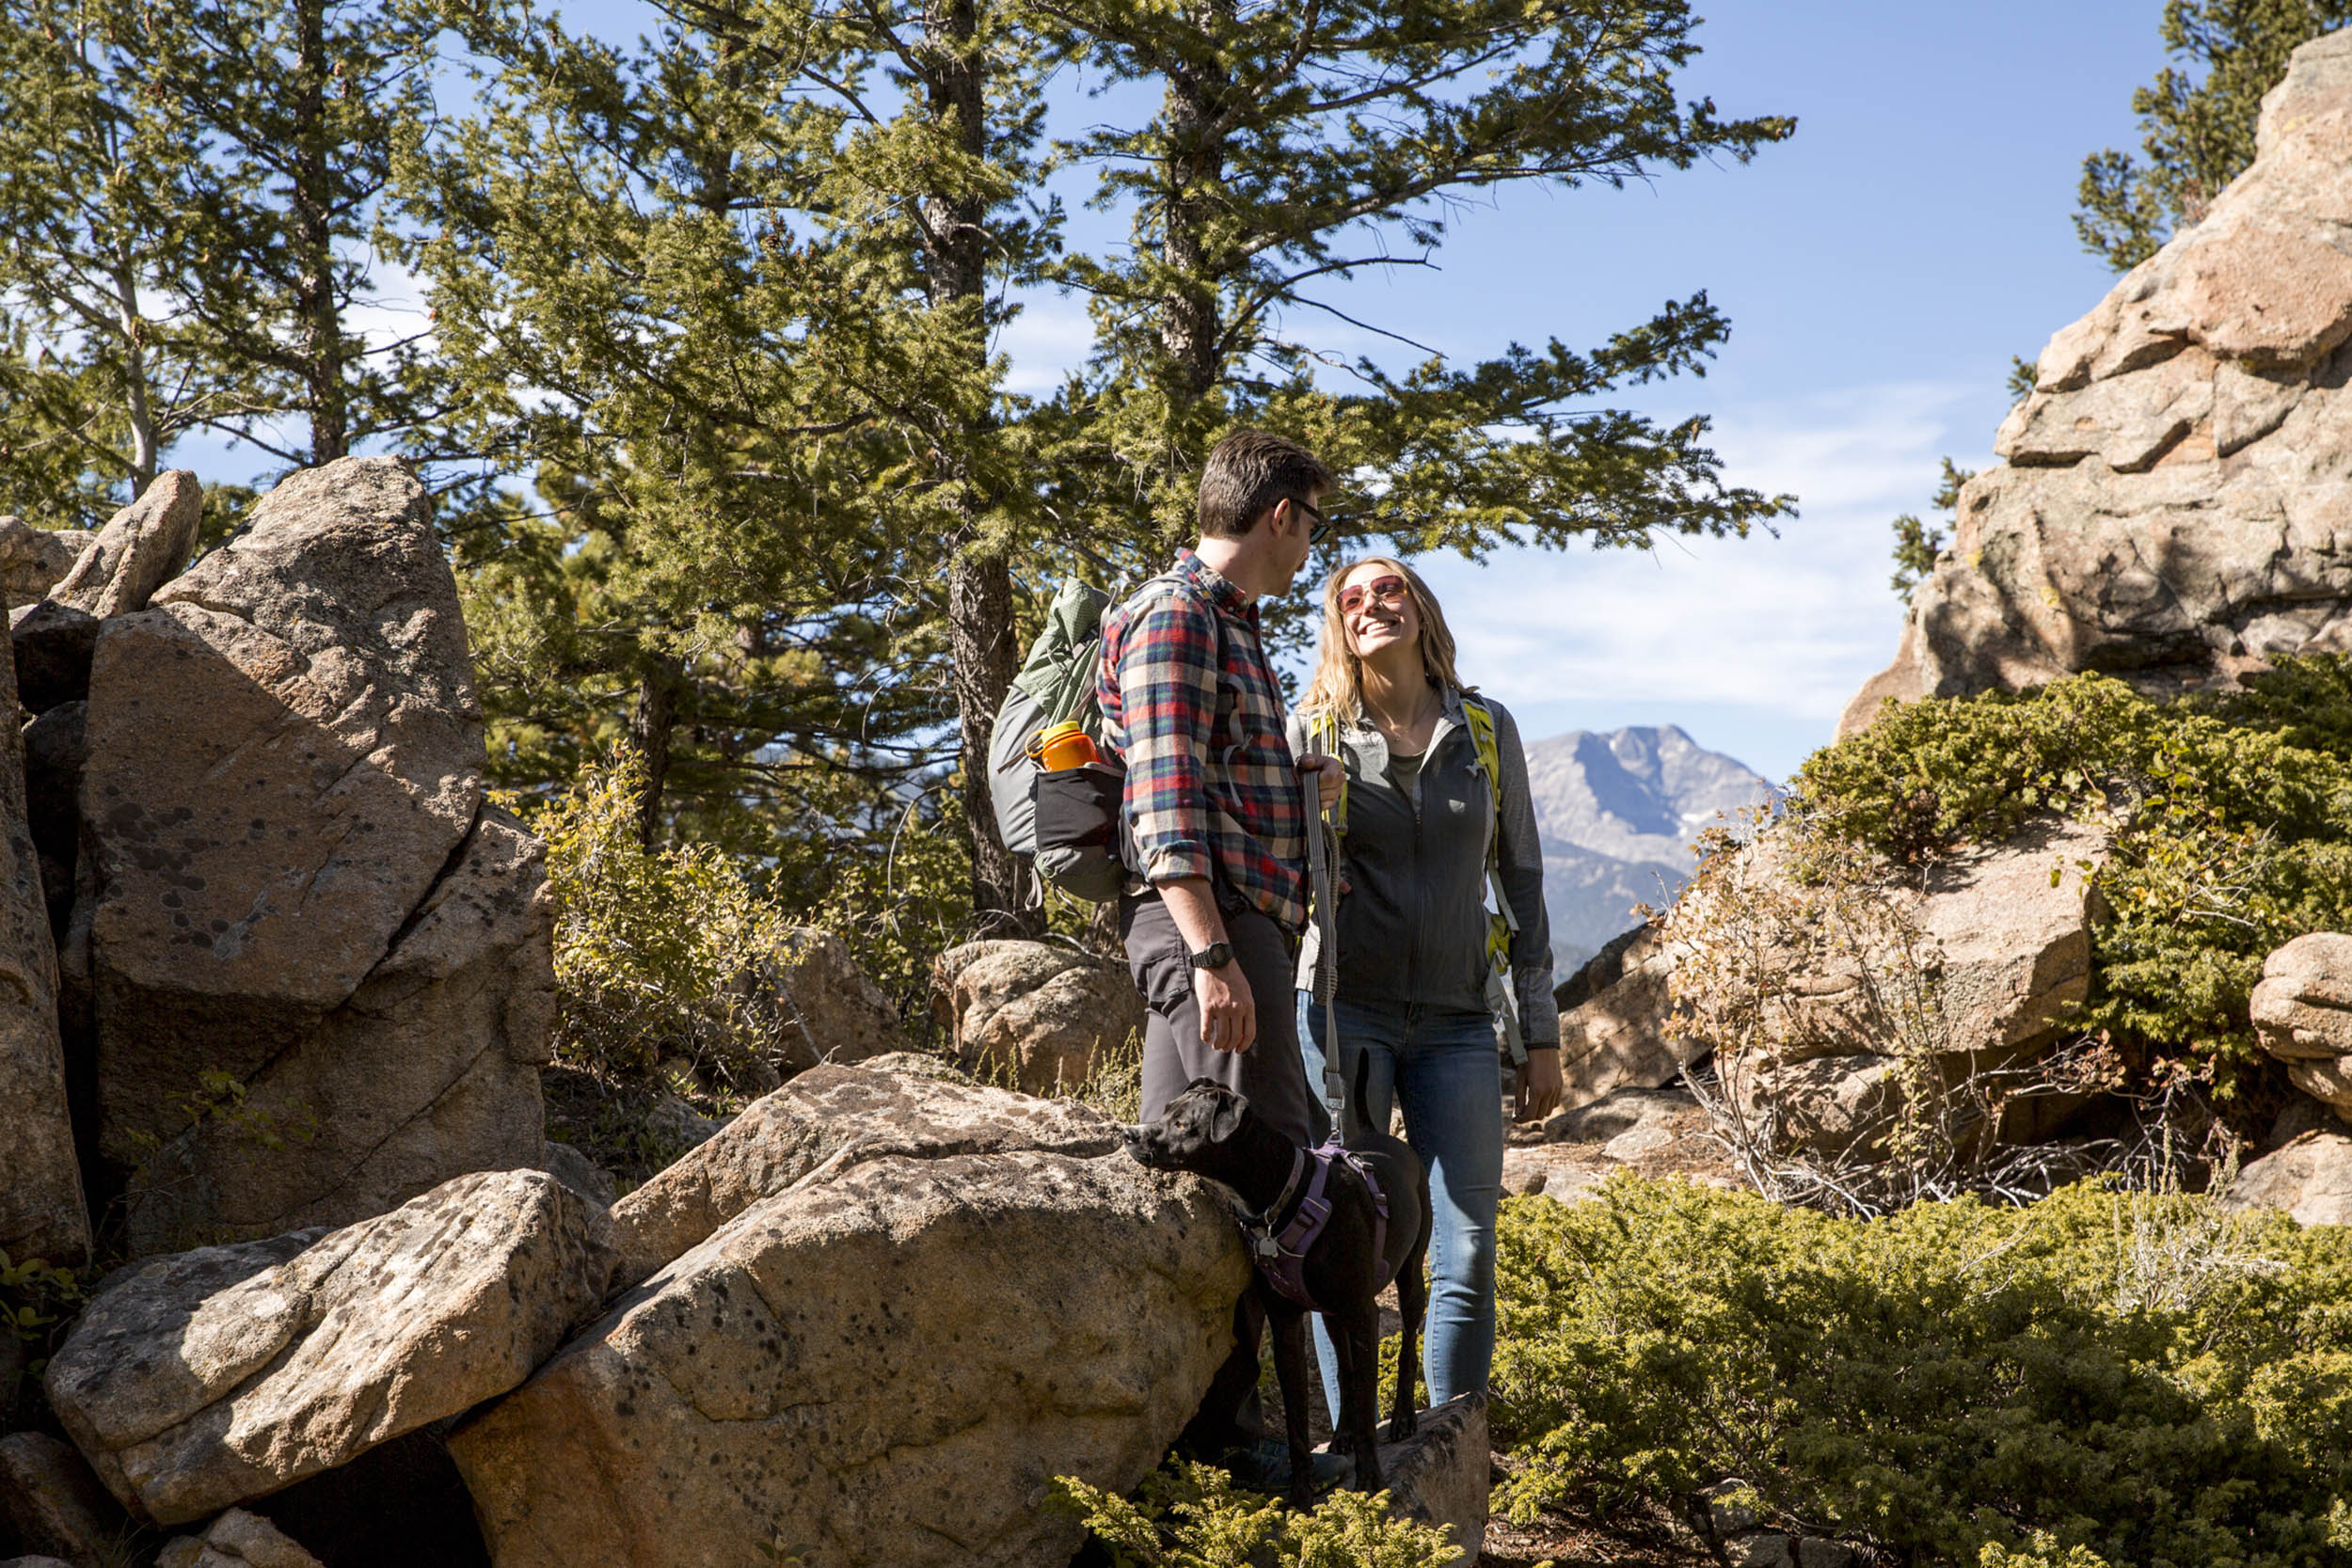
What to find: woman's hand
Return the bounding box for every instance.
[1514,1047,1564,1123]
[1298,753,1343,812]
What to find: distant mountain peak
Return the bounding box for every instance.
[1522,725,1772,975]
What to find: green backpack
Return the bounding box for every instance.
[984,578,1126,903]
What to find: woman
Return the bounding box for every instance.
[1289,556,1563,1410]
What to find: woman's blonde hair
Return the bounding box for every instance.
[1297,555,1466,721]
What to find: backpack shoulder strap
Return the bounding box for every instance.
[1305,708,1349,836]
[1460,691,1528,1062]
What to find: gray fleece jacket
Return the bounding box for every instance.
[1287,687,1560,1048]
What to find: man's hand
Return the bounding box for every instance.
[1196,960,1257,1053]
[1515,1047,1564,1123]
[1299,753,1343,812]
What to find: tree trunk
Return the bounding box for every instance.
[947,548,1035,934]
[290,0,349,464]
[629,658,679,850]
[1159,0,1238,396]
[919,0,1043,936]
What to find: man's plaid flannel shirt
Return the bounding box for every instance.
[1097,548,1307,933]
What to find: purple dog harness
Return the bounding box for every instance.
[1235,1138,1391,1312]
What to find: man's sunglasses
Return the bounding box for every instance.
[1293,497,1338,547]
[1336,574,1408,615]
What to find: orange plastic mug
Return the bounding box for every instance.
[1034,721,1100,770]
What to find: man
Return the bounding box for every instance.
[1097,427,1339,1471]
[1099,428,1336,1147]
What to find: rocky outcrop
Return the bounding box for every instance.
[1504,1087,1734,1202]
[771,927,905,1071]
[2251,932,2352,1120]
[2222,1130,2352,1226]
[0,582,85,1266]
[450,1148,1247,1568]
[156,1509,324,1568]
[45,1170,612,1528]
[1676,820,2108,1154]
[932,940,1143,1094]
[55,457,548,1251]
[607,1062,1120,1286]
[0,519,93,611]
[1843,32,2352,734]
[52,469,202,620]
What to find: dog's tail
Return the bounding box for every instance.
[1345,1043,1374,1145]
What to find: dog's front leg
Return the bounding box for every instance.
[1265,1299,1315,1508]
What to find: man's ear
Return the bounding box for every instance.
[1208,1088,1248,1143]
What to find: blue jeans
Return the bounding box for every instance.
[1297,992,1504,1410]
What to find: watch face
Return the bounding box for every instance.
[1191,942,1233,969]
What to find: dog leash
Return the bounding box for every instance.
[1303,751,1346,1126]
[1223,752,1387,1314]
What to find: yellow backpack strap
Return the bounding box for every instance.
[1462,694,1526,1062]
[1309,710,1348,836]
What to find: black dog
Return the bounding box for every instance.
[1123,1064,1432,1505]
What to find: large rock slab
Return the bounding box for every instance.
[52,469,201,619]
[2222,1130,2352,1227]
[83,455,484,1167]
[607,1062,1120,1286]
[1554,927,1697,1109]
[0,574,86,1265]
[120,807,554,1253]
[932,939,1144,1094]
[450,1148,1247,1568]
[1842,31,2352,734]
[1675,819,2106,1153]
[46,1170,612,1527]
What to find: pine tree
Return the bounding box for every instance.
[2077,0,2352,272]
[0,0,453,526]
[0,0,236,522]
[1013,0,1796,653]
[411,0,974,888]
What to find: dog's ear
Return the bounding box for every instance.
[1185,1077,1222,1094]
[1208,1088,1248,1143]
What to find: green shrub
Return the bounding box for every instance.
[1051,1460,1463,1567]
[516,748,802,1092]
[1795,659,2352,1096]
[1490,1176,2352,1566]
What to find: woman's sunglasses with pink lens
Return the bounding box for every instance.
[1337,575,1408,615]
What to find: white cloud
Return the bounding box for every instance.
[993,298,1096,395]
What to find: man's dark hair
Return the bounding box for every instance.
[1197,429,1335,540]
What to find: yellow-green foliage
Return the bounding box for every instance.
[518,748,801,1089]
[1800,659,2352,1088]
[1051,1461,1463,1568]
[1491,1177,2352,1566]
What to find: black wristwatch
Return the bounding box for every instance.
[1186,941,1235,971]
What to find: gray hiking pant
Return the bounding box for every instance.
[1120,893,1313,1147]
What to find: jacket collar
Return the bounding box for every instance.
[1172,547,1258,623]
